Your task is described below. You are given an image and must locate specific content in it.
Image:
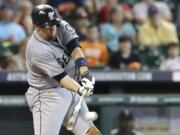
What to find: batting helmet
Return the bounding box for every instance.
[31,4,60,28]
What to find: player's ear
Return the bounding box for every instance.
[87,126,102,135]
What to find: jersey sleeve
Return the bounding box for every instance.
[59,20,79,45]
[31,52,65,78]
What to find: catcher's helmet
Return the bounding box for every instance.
[31,4,60,28]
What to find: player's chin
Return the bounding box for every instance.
[48,36,56,41]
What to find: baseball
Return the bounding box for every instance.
[85,111,98,121]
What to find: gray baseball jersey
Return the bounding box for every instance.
[26,20,78,89]
[25,20,93,135]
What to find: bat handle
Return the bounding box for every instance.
[66,95,85,131]
[76,95,84,110]
[79,95,84,105]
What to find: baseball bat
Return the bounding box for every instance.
[66,95,84,131]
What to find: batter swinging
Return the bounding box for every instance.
[25,4,102,135]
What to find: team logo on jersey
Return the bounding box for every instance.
[65,24,73,32]
[48,12,54,20]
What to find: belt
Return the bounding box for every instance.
[29,85,58,90]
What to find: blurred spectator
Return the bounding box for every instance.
[0,51,17,71]
[98,0,133,23]
[48,0,84,15]
[111,109,143,135]
[140,47,162,70]
[0,0,17,11]
[80,25,108,69]
[109,36,141,70]
[0,3,26,48]
[74,8,90,41]
[119,1,133,23]
[33,0,47,6]
[14,38,28,70]
[100,6,136,52]
[98,0,119,23]
[133,0,172,24]
[84,0,98,24]
[160,43,180,71]
[138,5,178,49]
[14,0,33,35]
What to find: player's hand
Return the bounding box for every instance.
[81,71,95,86]
[78,78,94,96]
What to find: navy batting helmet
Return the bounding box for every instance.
[31,4,60,28]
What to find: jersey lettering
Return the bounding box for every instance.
[56,53,70,68]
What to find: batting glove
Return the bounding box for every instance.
[78,78,94,96]
[81,71,95,86]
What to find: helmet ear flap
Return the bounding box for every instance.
[54,9,61,20]
[53,9,61,27]
[31,9,40,25]
[54,9,61,19]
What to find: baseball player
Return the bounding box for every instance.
[25,4,102,135]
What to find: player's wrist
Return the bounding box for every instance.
[75,58,88,72]
[80,70,91,79]
[77,86,87,96]
[79,66,88,74]
[77,86,82,95]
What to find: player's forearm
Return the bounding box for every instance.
[60,75,80,92]
[71,47,88,74]
[71,47,85,60]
